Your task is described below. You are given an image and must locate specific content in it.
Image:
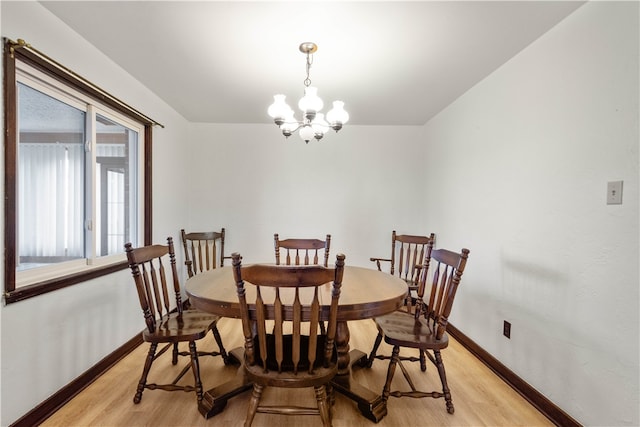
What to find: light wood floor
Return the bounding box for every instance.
[41,318,553,427]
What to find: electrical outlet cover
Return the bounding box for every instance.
[607,181,623,205]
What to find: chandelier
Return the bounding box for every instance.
[267,42,349,143]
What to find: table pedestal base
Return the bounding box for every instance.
[198,347,252,419]
[198,331,389,423]
[331,349,387,423]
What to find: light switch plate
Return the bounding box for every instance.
[607,181,623,205]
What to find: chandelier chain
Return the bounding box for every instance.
[304,52,313,87]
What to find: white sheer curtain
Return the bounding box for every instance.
[18,142,84,260]
[106,169,125,254]
[96,142,127,256]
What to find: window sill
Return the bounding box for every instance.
[4,260,129,304]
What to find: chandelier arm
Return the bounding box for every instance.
[280,120,330,130]
[281,122,304,131]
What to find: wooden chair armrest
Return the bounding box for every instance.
[369,257,392,272]
[369,257,392,262]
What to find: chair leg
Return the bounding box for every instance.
[210,324,230,364]
[188,341,204,403]
[172,342,179,365]
[382,345,400,404]
[434,349,454,414]
[326,382,335,407]
[245,383,264,427]
[419,349,427,372]
[134,342,157,404]
[365,331,384,368]
[315,385,332,427]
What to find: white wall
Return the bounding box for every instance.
[186,123,426,267]
[0,2,192,426]
[421,2,639,425]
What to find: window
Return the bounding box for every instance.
[4,38,157,303]
[17,80,141,271]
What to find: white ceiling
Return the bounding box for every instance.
[40,1,584,126]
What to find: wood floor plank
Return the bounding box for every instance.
[41,318,553,427]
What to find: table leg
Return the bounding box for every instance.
[331,321,388,423]
[198,347,253,419]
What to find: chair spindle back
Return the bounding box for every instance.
[232,252,345,375]
[274,233,331,267]
[416,246,470,340]
[391,231,434,284]
[181,229,226,277]
[125,237,183,334]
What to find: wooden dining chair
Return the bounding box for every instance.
[274,233,331,267]
[124,237,228,404]
[180,228,231,363]
[364,231,435,368]
[232,252,345,427]
[181,228,230,277]
[367,241,470,415]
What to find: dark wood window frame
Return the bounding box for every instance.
[3,38,159,303]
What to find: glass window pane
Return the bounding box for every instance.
[95,114,138,256]
[17,83,86,271]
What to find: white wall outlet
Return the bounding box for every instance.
[607,181,623,205]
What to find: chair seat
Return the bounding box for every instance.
[375,311,449,350]
[245,362,337,389]
[142,309,219,343]
[245,334,338,388]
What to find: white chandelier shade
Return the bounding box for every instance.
[268,43,349,143]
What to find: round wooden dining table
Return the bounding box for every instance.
[186,264,407,422]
